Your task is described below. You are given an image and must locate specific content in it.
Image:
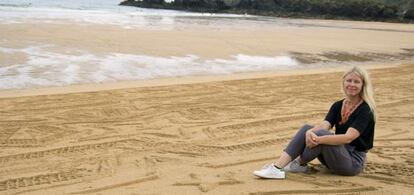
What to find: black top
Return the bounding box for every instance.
[325,99,375,151]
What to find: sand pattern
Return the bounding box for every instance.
[0,64,413,194]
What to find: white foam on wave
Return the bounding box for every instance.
[0,44,298,90]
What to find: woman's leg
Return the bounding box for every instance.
[274,124,313,168]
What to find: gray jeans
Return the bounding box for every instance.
[284,124,366,176]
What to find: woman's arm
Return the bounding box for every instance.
[316,127,360,145]
[307,121,332,132]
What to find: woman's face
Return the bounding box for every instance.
[343,72,363,98]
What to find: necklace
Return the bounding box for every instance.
[340,99,363,125]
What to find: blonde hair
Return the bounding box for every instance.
[342,66,377,121]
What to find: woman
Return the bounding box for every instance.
[253,66,376,179]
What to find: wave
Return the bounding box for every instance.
[0,44,298,90]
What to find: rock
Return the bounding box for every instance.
[404,0,414,20]
[223,0,241,7]
[404,9,414,19]
[119,0,412,22]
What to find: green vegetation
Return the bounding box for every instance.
[245,0,398,19]
[120,0,414,22]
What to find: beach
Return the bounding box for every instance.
[1,1,414,194]
[1,62,414,194]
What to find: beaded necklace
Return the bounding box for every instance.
[339,98,363,125]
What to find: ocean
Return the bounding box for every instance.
[0,0,256,28]
[0,0,305,90]
[0,0,412,90]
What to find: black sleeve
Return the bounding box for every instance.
[350,104,372,133]
[325,101,341,127]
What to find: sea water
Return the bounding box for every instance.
[0,0,303,90]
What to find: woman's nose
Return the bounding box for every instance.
[347,81,356,87]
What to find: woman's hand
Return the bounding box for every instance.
[305,130,319,148]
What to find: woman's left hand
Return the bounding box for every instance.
[306,131,319,149]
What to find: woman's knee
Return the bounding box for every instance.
[300,124,313,131]
[295,124,314,136]
[314,129,333,136]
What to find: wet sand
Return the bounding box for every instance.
[1,19,414,59]
[0,19,414,194]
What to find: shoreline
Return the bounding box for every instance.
[2,20,414,95]
[0,62,407,98]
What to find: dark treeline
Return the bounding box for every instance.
[120,0,414,22]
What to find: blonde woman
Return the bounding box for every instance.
[254,66,376,178]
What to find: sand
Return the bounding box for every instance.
[2,19,414,59]
[1,19,414,194]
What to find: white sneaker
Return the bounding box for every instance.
[253,164,286,179]
[283,159,308,173]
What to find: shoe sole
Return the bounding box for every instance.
[253,172,285,179]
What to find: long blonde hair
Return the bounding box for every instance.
[342,66,377,121]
